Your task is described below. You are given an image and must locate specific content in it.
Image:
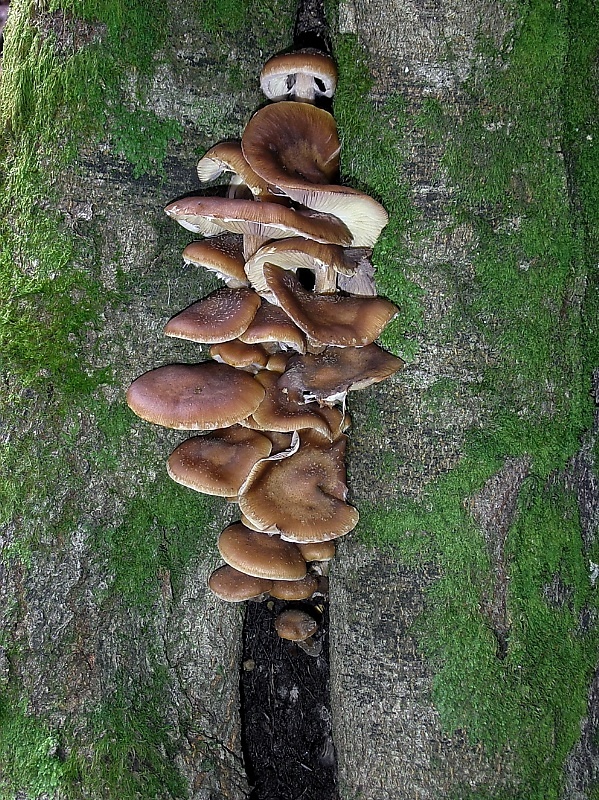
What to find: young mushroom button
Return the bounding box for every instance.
[260,50,338,103]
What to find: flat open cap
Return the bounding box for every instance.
[164,287,261,343]
[217,522,307,580]
[166,426,273,497]
[208,564,273,602]
[238,435,359,542]
[126,362,265,430]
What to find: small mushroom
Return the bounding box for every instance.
[260,50,338,103]
[182,235,248,288]
[196,141,271,198]
[274,608,321,657]
[209,339,270,371]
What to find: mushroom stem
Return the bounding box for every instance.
[293,71,317,103]
[313,263,337,294]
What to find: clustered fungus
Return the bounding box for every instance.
[126,44,404,651]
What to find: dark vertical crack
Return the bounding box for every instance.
[239,597,340,800]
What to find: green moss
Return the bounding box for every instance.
[340,0,599,793]
[110,108,183,179]
[0,695,76,799]
[94,473,217,610]
[333,35,424,361]
[87,671,188,799]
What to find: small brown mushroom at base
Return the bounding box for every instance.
[274,609,322,657]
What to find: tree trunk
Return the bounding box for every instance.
[1,0,597,798]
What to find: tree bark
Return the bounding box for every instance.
[1,0,597,798]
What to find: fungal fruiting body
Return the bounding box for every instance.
[126,46,403,651]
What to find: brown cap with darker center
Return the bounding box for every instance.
[260,51,338,102]
[126,362,265,430]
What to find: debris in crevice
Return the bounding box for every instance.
[240,596,340,800]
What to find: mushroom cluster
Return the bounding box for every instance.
[126,48,404,650]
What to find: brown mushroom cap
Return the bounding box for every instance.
[242,101,339,187]
[260,50,338,102]
[274,608,318,641]
[164,196,352,246]
[217,522,307,580]
[164,287,261,343]
[242,102,388,246]
[239,300,307,353]
[126,362,265,430]
[298,541,336,562]
[238,435,359,542]
[197,141,270,197]
[277,343,405,404]
[269,573,319,600]
[209,339,270,371]
[208,564,273,602]
[166,426,273,497]
[264,264,398,348]
[182,235,248,288]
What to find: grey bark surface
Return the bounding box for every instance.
[329,0,535,797]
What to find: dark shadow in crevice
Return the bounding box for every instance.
[240,597,340,800]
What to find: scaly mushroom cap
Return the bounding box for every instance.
[166,426,273,497]
[244,236,353,297]
[277,343,405,404]
[260,50,338,102]
[164,287,261,343]
[274,608,318,641]
[164,196,352,246]
[239,300,307,353]
[264,264,398,348]
[182,235,248,288]
[269,573,319,600]
[126,362,265,430]
[208,564,273,602]
[209,339,270,371]
[196,141,271,197]
[242,102,388,246]
[217,522,307,580]
[238,435,359,542]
